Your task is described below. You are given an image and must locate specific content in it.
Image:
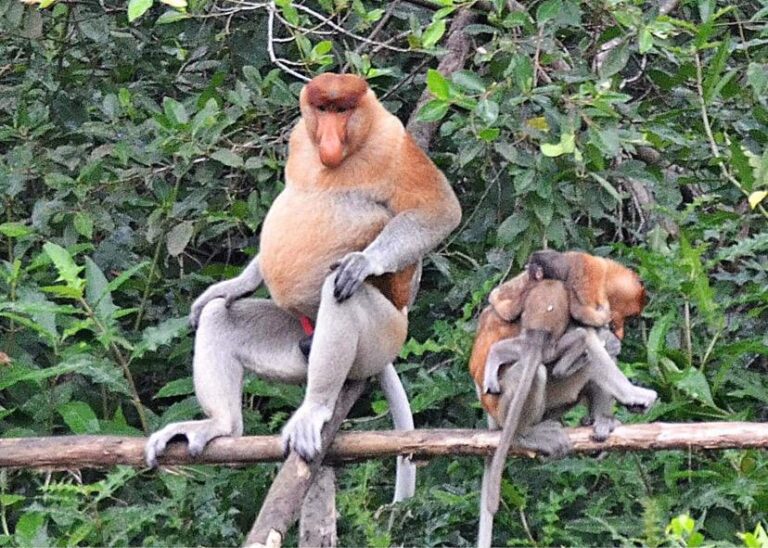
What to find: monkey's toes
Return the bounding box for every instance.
[589,416,621,441]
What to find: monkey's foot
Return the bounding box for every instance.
[583,414,622,442]
[616,386,657,411]
[144,420,231,468]
[281,402,332,461]
[517,420,573,458]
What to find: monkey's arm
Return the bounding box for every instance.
[483,338,525,394]
[333,142,461,301]
[189,255,263,328]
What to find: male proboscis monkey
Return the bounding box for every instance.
[145,73,461,503]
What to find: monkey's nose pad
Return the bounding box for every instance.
[299,335,313,360]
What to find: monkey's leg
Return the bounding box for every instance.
[145,298,308,467]
[483,338,524,395]
[583,331,657,409]
[282,274,407,461]
[581,382,622,441]
[546,327,590,378]
[568,291,611,327]
[378,363,416,502]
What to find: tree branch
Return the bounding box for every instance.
[243,380,366,547]
[2,422,766,470]
[406,8,478,150]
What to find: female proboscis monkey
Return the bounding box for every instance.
[145,73,462,502]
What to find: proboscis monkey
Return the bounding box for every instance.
[470,253,657,547]
[145,73,461,503]
[527,249,647,336]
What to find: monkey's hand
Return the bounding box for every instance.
[333,252,383,302]
[189,277,261,329]
[281,402,332,461]
[596,327,621,357]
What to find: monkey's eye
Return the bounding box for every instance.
[317,105,328,112]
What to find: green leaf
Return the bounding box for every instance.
[541,131,575,157]
[426,69,450,101]
[128,0,154,22]
[131,317,189,360]
[422,18,446,49]
[497,213,529,244]
[0,362,80,391]
[476,99,499,125]
[166,221,194,257]
[155,10,190,24]
[107,261,150,293]
[541,142,565,157]
[43,242,84,292]
[589,173,622,202]
[536,0,562,24]
[647,313,673,370]
[58,401,100,434]
[85,257,117,322]
[598,42,630,79]
[73,212,93,239]
[728,139,755,191]
[0,494,25,506]
[676,368,716,408]
[162,97,189,127]
[417,99,450,122]
[746,62,768,100]
[0,222,33,238]
[155,377,195,398]
[703,35,731,103]
[211,148,244,168]
[452,71,485,93]
[312,40,333,55]
[638,27,653,53]
[478,127,500,142]
[15,512,47,547]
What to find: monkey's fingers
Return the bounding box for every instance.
[333,252,372,301]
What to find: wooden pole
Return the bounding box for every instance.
[299,467,337,548]
[1,422,767,470]
[243,381,366,547]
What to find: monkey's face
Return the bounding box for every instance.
[300,73,372,168]
[528,250,569,280]
[609,282,646,340]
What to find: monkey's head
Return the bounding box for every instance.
[527,250,569,281]
[300,73,375,168]
[607,269,646,339]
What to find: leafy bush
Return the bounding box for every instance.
[1,0,766,545]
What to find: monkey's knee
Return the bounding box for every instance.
[195,297,230,333]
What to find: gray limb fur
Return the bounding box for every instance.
[145,273,417,503]
[334,200,460,301]
[485,332,547,515]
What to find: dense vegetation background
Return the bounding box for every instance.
[1,0,767,545]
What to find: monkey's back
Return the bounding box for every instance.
[259,186,392,315]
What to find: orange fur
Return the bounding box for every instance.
[528,251,645,329]
[469,252,646,419]
[259,74,460,316]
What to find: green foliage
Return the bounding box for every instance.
[1,0,767,545]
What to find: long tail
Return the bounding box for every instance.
[485,338,544,514]
[378,363,417,502]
